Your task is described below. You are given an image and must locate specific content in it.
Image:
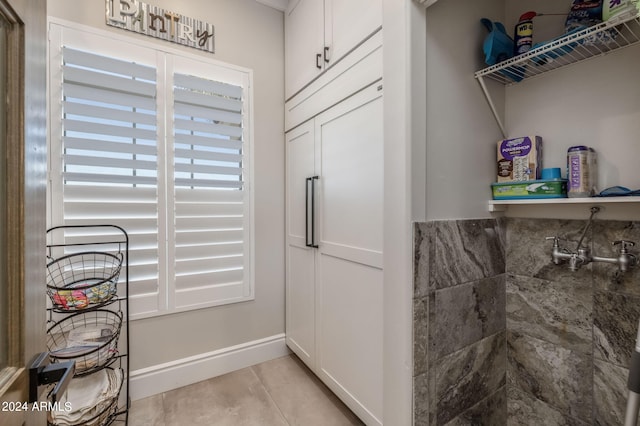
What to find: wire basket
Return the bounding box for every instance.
[47,367,124,426]
[47,310,123,375]
[47,251,123,311]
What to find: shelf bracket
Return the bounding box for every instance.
[488,202,507,213]
[477,74,507,139]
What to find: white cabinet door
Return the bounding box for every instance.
[285,0,324,98]
[324,0,382,65]
[315,84,383,426]
[285,0,382,99]
[285,120,317,367]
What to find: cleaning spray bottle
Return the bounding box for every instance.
[514,11,537,55]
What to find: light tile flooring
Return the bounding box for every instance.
[129,354,365,425]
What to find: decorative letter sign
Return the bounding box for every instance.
[106,0,215,53]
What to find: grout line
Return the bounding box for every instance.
[249,362,291,426]
[160,391,169,426]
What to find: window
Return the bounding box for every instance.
[48,23,253,319]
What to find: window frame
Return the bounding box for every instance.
[0,0,24,387]
[47,19,255,320]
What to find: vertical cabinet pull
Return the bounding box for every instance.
[316,53,322,69]
[324,46,330,63]
[311,176,319,248]
[305,177,312,246]
[305,176,319,248]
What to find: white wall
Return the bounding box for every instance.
[47,0,286,377]
[505,35,640,192]
[425,0,505,220]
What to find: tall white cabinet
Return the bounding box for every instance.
[286,83,383,426]
[285,4,384,424]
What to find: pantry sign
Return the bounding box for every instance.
[106,0,215,53]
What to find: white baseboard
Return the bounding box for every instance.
[130,334,290,401]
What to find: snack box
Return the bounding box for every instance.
[497,135,542,182]
[491,179,567,200]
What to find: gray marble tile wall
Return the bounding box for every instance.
[505,218,594,425]
[414,217,640,426]
[413,220,507,425]
[506,218,640,425]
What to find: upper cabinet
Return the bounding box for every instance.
[285,0,382,98]
[285,0,324,99]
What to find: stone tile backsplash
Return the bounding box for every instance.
[507,330,593,422]
[593,290,640,367]
[434,331,506,425]
[506,273,592,355]
[414,217,640,426]
[414,220,505,296]
[430,275,505,360]
[505,217,591,282]
[414,220,507,425]
[592,220,640,295]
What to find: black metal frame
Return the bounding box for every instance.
[46,224,130,426]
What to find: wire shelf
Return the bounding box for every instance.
[475,12,640,85]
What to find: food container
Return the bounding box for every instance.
[567,145,597,198]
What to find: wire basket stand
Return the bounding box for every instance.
[46,225,130,426]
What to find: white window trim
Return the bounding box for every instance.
[47,18,255,320]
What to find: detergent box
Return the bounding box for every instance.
[497,135,542,182]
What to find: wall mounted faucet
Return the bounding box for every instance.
[545,206,638,277]
[547,236,637,273]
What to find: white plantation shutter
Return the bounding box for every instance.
[173,74,244,189]
[57,45,162,317]
[61,47,158,187]
[49,24,253,318]
[172,72,251,309]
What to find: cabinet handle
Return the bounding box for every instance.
[316,53,322,69]
[305,177,312,247]
[311,176,319,248]
[305,176,319,248]
[324,46,330,63]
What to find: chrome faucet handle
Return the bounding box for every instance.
[547,236,571,265]
[545,235,560,247]
[613,240,636,252]
[612,241,637,273]
[545,236,566,246]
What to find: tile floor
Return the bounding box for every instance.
[128,354,365,425]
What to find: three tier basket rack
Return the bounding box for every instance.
[45,225,130,426]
